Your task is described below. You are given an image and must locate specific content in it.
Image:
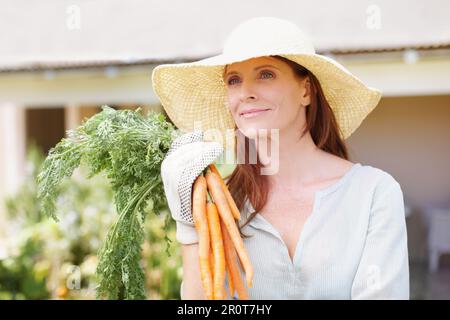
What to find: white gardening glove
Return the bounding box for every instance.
[161,130,224,244]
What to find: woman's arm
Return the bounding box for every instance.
[180,243,232,300]
[159,130,226,299]
[351,178,410,299]
[180,243,207,300]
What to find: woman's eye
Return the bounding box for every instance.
[227,77,240,85]
[260,71,274,79]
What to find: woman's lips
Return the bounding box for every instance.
[240,108,271,118]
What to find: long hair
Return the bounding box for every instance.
[225,55,349,233]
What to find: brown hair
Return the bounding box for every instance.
[224,55,349,233]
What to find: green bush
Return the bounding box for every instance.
[0,145,182,299]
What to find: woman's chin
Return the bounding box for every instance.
[238,125,273,140]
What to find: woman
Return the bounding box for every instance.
[153,17,409,299]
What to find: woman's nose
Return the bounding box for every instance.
[239,80,257,102]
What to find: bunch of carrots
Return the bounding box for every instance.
[192,164,254,300]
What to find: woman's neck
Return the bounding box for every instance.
[255,128,325,190]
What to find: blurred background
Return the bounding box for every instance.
[0,0,449,299]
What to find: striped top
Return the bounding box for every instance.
[175,163,410,299]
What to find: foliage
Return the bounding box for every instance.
[1,144,183,299]
[36,106,180,299]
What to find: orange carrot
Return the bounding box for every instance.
[192,174,213,300]
[205,170,254,288]
[226,263,235,298]
[220,219,249,300]
[210,251,214,276]
[209,164,241,220]
[206,201,226,300]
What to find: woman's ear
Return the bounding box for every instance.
[299,77,311,107]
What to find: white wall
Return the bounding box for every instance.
[0,65,160,107]
[0,103,25,237]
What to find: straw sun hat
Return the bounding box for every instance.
[151,16,381,151]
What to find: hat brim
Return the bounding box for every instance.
[151,52,381,146]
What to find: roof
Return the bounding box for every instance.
[1,0,449,72]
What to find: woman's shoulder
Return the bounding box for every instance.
[354,162,402,195]
[325,155,400,190]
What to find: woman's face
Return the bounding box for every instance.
[224,56,311,139]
